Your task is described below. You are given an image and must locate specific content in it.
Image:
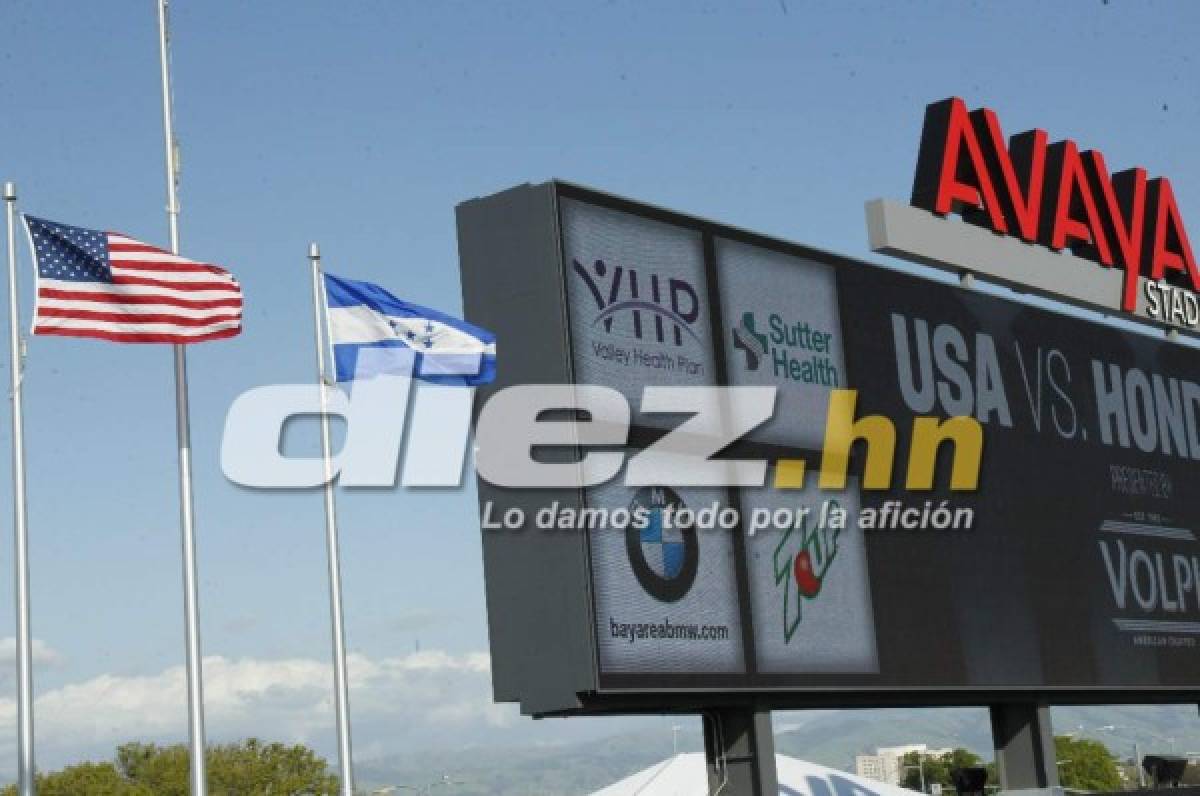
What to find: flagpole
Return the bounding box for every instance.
[5,182,36,796]
[308,242,356,796]
[156,3,208,795]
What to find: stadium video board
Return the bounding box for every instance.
[456,181,1200,717]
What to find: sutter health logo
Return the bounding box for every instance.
[732,311,840,386]
[773,501,841,643]
[625,487,699,603]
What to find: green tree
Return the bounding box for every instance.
[901,748,985,792]
[115,743,188,796]
[1054,735,1121,792]
[0,762,152,796]
[206,739,339,795]
[4,739,339,796]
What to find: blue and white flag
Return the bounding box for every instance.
[323,272,496,385]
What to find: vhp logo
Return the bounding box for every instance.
[732,312,767,371]
[572,258,701,346]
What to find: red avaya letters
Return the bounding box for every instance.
[1085,153,1147,311]
[1147,178,1200,294]
[911,97,1200,312]
[971,107,1046,243]
[1044,139,1113,266]
[912,98,1007,233]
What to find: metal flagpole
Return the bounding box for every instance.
[308,243,356,796]
[156,3,208,794]
[5,182,36,796]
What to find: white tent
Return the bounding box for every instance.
[591,753,915,796]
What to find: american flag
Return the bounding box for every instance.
[24,215,242,344]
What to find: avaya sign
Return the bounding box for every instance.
[869,98,1200,331]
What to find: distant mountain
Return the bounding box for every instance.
[772,708,993,771]
[353,705,1200,795]
[354,729,679,795]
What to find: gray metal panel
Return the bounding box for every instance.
[865,198,1179,333]
[990,703,1059,790]
[455,183,598,715]
[703,707,778,795]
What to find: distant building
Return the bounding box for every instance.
[855,744,955,787]
[855,754,888,783]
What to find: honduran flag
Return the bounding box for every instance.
[322,272,495,385]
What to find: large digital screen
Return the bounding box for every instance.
[586,479,746,675]
[842,266,1200,691]
[562,199,717,429]
[457,181,1200,715]
[716,238,845,449]
[741,476,877,676]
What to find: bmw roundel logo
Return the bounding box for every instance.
[624,486,699,603]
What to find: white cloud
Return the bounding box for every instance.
[0,648,520,778]
[0,638,64,669]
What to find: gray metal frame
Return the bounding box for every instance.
[457,183,599,716]
[456,180,1200,721]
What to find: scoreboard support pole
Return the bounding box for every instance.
[703,706,779,795]
[990,703,1059,791]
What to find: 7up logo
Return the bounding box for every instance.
[773,501,841,643]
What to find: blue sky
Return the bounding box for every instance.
[1,0,1199,776]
